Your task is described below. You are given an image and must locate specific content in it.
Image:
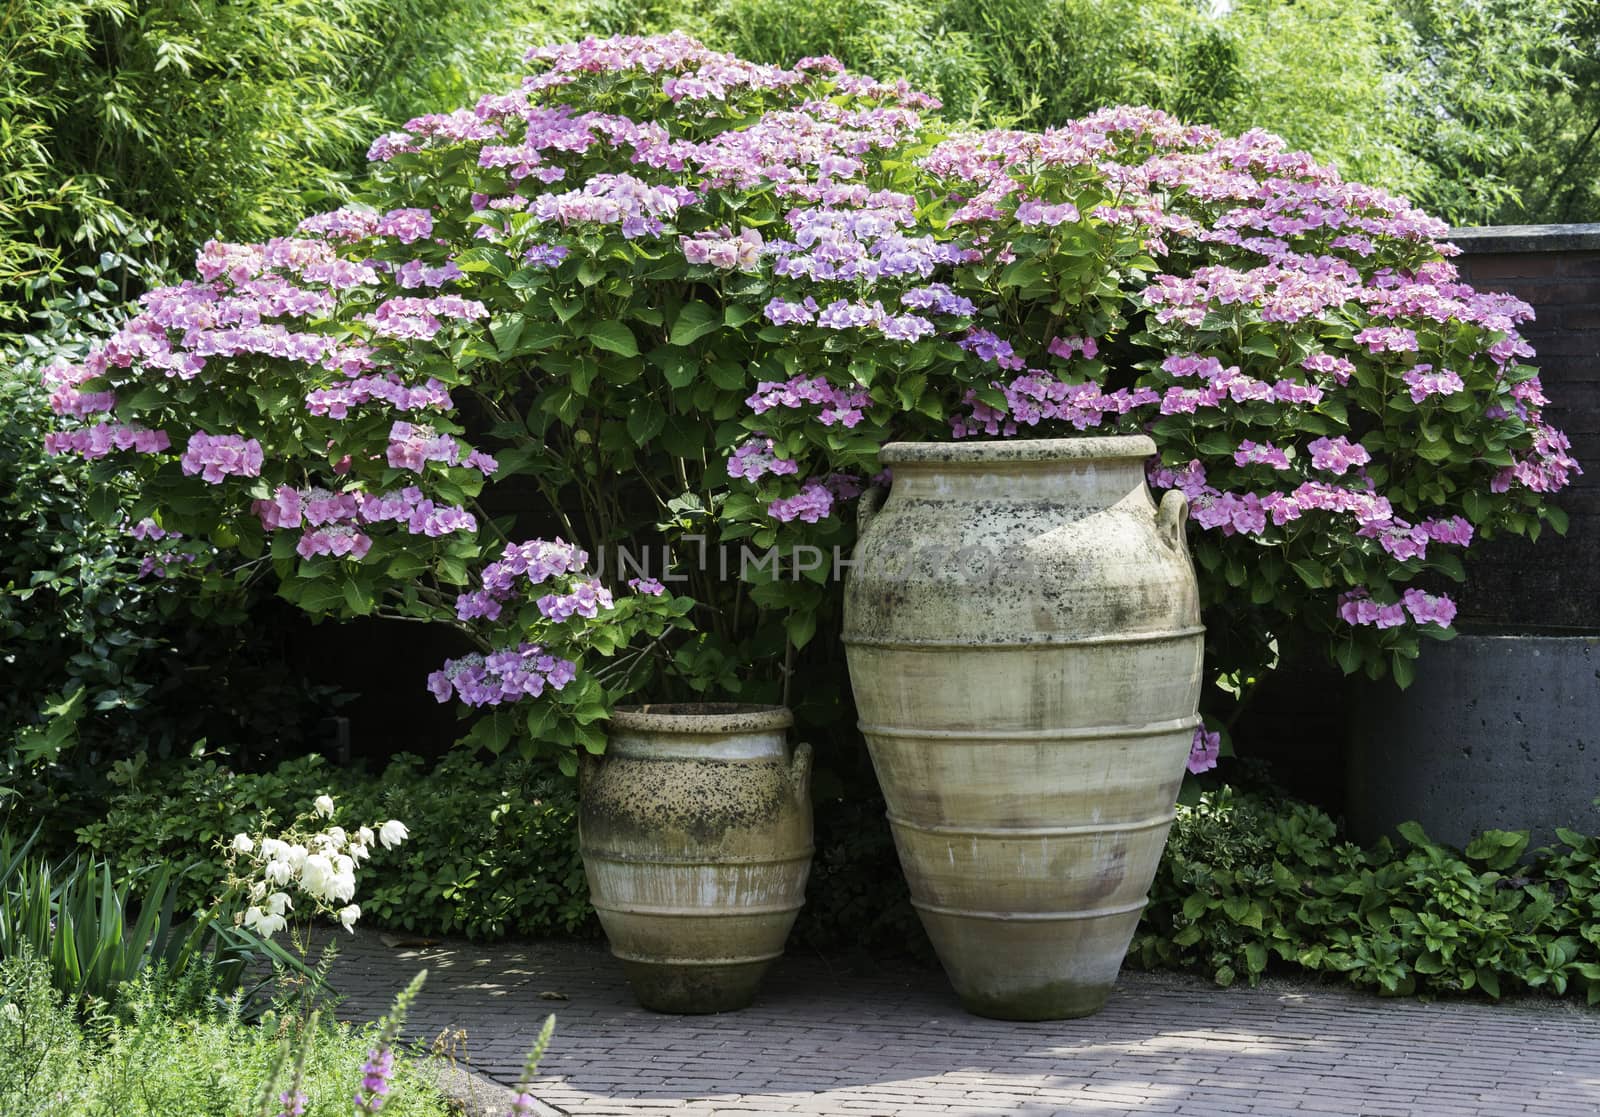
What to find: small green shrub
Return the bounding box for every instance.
[1,0,564,330]
[339,754,591,939]
[0,952,455,1117]
[79,753,591,940]
[1133,788,1600,1002]
[80,752,1600,1003]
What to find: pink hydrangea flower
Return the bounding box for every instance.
[1402,588,1457,627]
[180,432,263,483]
[1187,727,1220,775]
[44,423,170,459]
[682,226,763,269]
[428,645,577,706]
[537,579,614,621]
[1234,441,1290,469]
[386,421,460,471]
[375,207,434,244]
[1307,436,1371,475]
[1402,364,1466,404]
[296,525,372,561]
[728,437,800,482]
[766,479,834,523]
[1047,335,1099,360]
[1338,590,1407,629]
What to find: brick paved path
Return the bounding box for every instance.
[330,930,1600,1116]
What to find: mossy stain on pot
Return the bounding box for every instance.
[959,978,1115,1021]
[583,756,795,844]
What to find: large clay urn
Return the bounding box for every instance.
[579,704,813,1013]
[842,436,1203,1020]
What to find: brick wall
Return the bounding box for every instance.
[1448,224,1600,632]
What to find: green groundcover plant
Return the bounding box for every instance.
[1135,789,1600,1003]
[42,33,1577,775]
[72,750,911,949]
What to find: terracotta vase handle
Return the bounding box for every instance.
[1158,489,1190,553]
[789,741,813,800]
[857,485,887,536]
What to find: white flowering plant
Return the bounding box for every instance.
[219,794,409,941]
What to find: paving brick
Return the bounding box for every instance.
[327,930,1600,1116]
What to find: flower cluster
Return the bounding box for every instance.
[766,479,835,524]
[455,538,590,622]
[180,432,264,483]
[728,437,800,482]
[537,579,613,621]
[364,294,488,341]
[129,519,198,578]
[252,483,477,561]
[683,226,763,269]
[304,375,453,419]
[1188,727,1221,775]
[223,796,408,938]
[747,376,871,428]
[385,421,461,471]
[45,422,170,459]
[1338,588,1458,629]
[352,970,425,1115]
[427,645,579,707]
[354,1048,396,1113]
[531,173,697,238]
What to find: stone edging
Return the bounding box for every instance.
[422,1059,569,1117]
[1448,223,1600,253]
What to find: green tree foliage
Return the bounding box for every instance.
[939,0,1246,128]
[1,0,372,328]
[76,753,593,941]
[360,0,615,126]
[621,0,1597,225]
[0,0,608,334]
[1384,0,1583,225]
[1216,0,1419,202]
[1469,0,1600,225]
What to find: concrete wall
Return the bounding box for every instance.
[1345,635,1600,848]
[1340,226,1600,844]
[1239,225,1600,816]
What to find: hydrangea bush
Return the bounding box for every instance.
[43,33,1575,764]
